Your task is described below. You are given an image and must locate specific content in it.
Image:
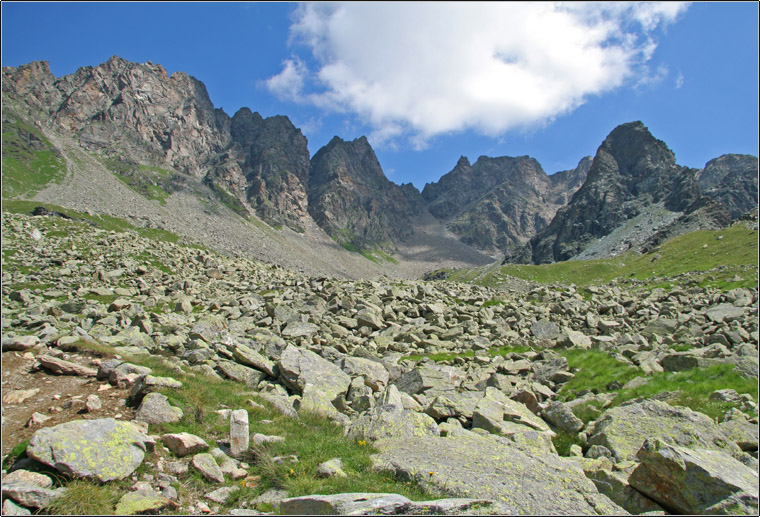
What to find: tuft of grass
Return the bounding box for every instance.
[406,344,532,363]
[558,349,641,402]
[40,480,121,515]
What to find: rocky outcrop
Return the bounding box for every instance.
[422,155,590,252]
[308,136,424,250]
[510,121,703,264]
[205,108,312,230]
[697,154,759,220]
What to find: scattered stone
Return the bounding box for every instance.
[136,393,184,424]
[230,409,250,457]
[3,389,40,405]
[204,486,237,504]
[316,458,347,478]
[36,354,97,377]
[0,482,66,510]
[162,432,209,457]
[115,490,176,515]
[191,453,225,484]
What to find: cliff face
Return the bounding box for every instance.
[512,122,704,264]
[697,154,759,219]
[422,155,589,251]
[308,136,424,250]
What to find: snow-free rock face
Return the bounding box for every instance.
[509,121,704,264]
[422,155,590,252]
[697,154,759,219]
[308,136,425,251]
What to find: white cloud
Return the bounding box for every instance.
[675,71,685,89]
[266,2,689,146]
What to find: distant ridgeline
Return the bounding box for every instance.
[2,57,757,262]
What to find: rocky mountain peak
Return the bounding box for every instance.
[308,135,424,251]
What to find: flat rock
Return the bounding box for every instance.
[1,482,66,510]
[26,418,153,482]
[629,438,759,515]
[372,434,626,515]
[191,453,225,484]
[162,432,209,457]
[279,493,410,515]
[36,355,97,377]
[586,399,742,462]
[115,490,175,515]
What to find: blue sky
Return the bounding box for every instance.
[2,2,758,190]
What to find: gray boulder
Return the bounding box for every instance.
[135,392,184,424]
[586,399,742,462]
[347,404,440,442]
[278,345,350,401]
[629,438,759,514]
[26,418,154,482]
[372,433,626,515]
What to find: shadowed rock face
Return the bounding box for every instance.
[308,136,425,251]
[697,154,759,219]
[421,155,590,252]
[510,121,704,264]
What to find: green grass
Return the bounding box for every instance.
[41,480,122,515]
[2,111,67,198]
[556,350,758,425]
[441,225,758,291]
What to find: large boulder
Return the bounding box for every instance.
[586,399,742,462]
[472,387,554,437]
[372,434,626,515]
[26,418,154,482]
[278,345,350,401]
[346,404,440,442]
[629,438,759,515]
[393,365,464,396]
[340,356,390,392]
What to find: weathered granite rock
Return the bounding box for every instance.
[135,392,184,424]
[217,359,268,388]
[472,387,554,437]
[191,453,225,484]
[373,434,626,515]
[393,365,464,396]
[580,458,665,515]
[340,356,390,392]
[279,492,496,515]
[162,432,209,457]
[347,404,440,442]
[26,418,153,482]
[233,344,277,377]
[229,409,250,457]
[36,355,97,377]
[316,458,347,478]
[1,482,66,510]
[542,400,584,433]
[586,399,742,462]
[278,345,350,401]
[298,383,350,426]
[629,438,759,515]
[1,498,31,516]
[115,490,175,515]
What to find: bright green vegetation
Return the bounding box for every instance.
[557,349,758,424]
[2,110,67,198]
[99,157,178,205]
[435,225,758,291]
[33,340,436,515]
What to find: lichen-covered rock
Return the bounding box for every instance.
[26,418,153,482]
[472,387,554,437]
[346,404,440,442]
[115,490,175,515]
[586,399,742,462]
[629,438,759,515]
[191,453,225,484]
[393,365,464,396]
[372,434,626,515]
[135,392,184,425]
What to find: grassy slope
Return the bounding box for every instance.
[444,224,758,291]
